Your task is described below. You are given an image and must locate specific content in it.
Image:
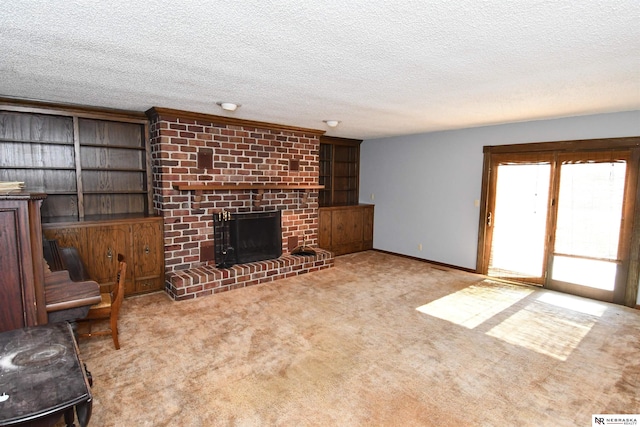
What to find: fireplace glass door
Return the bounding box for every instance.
[214,210,282,267]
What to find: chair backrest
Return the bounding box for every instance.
[111,254,127,319]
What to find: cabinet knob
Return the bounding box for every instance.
[144,245,150,255]
[107,248,113,259]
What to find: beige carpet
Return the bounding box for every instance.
[71,251,640,426]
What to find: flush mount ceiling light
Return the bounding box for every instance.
[323,120,340,128]
[217,102,240,112]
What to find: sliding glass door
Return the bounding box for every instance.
[479,143,639,304]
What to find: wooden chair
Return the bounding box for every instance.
[78,254,126,350]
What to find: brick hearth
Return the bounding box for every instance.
[146,107,334,300]
[166,250,334,300]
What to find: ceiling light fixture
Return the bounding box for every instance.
[217,102,240,112]
[323,120,340,128]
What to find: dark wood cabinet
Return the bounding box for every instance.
[318,136,373,255]
[318,204,374,256]
[0,193,48,332]
[42,216,164,296]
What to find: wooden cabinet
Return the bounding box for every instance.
[43,216,164,296]
[318,204,374,256]
[318,136,373,255]
[0,99,152,221]
[1,99,161,298]
[319,136,361,207]
[131,220,165,294]
[84,224,131,292]
[0,193,48,332]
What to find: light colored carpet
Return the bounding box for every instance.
[72,251,640,426]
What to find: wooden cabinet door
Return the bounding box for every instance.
[331,208,364,255]
[363,205,374,250]
[318,209,332,250]
[0,208,29,332]
[132,219,164,293]
[84,224,131,293]
[332,208,363,245]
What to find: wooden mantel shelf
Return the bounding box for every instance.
[174,183,324,191]
[174,183,324,208]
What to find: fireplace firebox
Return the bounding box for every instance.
[214,210,283,268]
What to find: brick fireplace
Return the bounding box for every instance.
[146,107,334,301]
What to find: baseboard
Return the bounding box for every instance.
[372,249,477,274]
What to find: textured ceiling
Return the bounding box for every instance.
[1,1,639,139]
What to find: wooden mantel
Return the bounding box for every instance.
[173,183,324,207]
[173,183,324,191]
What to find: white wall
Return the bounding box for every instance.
[359,110,640,303]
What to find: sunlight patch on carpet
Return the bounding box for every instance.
[486,295,604,361]
[416,280,534,329]
[536,292,608,316]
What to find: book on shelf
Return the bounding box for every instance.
[0,181,26,191]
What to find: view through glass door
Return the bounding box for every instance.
[486,154,552,285]
[484,150,632,303]
[547,153,629,301]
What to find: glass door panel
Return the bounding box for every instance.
[487,161,551,284]
[549,159,627,297]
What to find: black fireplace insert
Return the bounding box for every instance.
[214,210,282,268]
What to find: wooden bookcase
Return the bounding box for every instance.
[318,135,374,255]
[0,99,163,296]
[77,118,150,219]
[0,102,152,221]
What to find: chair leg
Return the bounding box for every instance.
[110,317,120,350]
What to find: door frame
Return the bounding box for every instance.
[476,137,640,307]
